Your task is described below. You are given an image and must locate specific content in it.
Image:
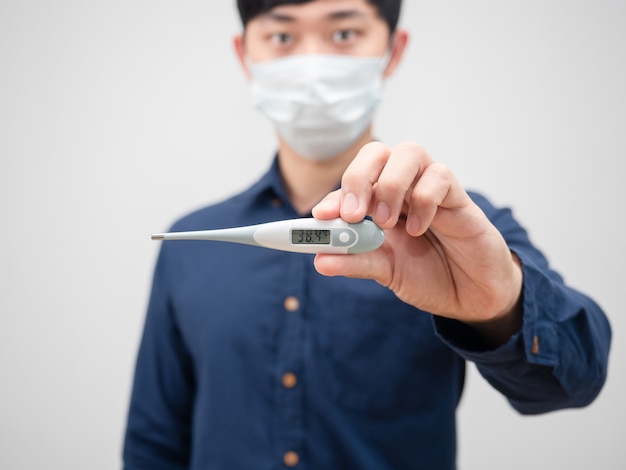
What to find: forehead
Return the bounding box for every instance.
[254,0,382,27]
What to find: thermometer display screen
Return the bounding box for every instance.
[291,229,331,245]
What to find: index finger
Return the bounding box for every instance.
[339,141,391,223]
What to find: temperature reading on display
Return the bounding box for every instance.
[292,229,331,245]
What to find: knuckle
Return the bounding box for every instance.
[378,174,406,195]
[363,140,389,154]
[410,163,454,208]
[341,167,370,190]
[395,140,425,156]
[427,162,452,181]
[410,186,433,207]
[344,141,391,188]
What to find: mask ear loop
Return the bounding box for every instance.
[380,33,397,75]
[243,54,255,78]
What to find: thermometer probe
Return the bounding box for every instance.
[151,218,384,254]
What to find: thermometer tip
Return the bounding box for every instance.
[151,234,165,240]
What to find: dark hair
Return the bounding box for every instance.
[237,0,402,33]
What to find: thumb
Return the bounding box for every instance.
[314,250,392,286]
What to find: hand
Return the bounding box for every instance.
[312,141,523,341]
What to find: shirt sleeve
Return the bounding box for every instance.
[123,245,196,469]
[433,193,612,414]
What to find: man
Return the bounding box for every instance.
[123,1,611,468]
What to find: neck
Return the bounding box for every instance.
[278,129,374,215]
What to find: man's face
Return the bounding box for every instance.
[242,0,391,63]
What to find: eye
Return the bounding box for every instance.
[332,29,357,44]
[270,32,294,46]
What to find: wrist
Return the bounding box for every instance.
[465,252,524,348]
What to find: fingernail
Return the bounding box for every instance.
[375,202,391,224]
[342,192,359,215]
[407,213,421,235]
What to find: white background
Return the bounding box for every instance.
[1,1,624,468]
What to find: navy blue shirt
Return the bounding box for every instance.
[124,158,611,469]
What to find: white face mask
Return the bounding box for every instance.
[248,54,388,161]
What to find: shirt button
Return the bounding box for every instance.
[283,451,299,467]
[282,372,298,389]
[284,296,299,312]
[532,335,540,355]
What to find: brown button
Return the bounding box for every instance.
[282,372,298,389]
[272,198,283,208]
[283,451,299,467]
[284,296,300,312]
[531,335,540,355]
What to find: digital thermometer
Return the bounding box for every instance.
[151,218,384,254]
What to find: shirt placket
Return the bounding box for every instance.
[274,251,309,469]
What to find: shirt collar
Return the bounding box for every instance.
[235,153,293,209]
[238,153,342,217]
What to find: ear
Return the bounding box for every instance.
[233,33,251,79]
[383,28,409,78]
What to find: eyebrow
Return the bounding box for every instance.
[263,9,367,23]
[327,9,367,21]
